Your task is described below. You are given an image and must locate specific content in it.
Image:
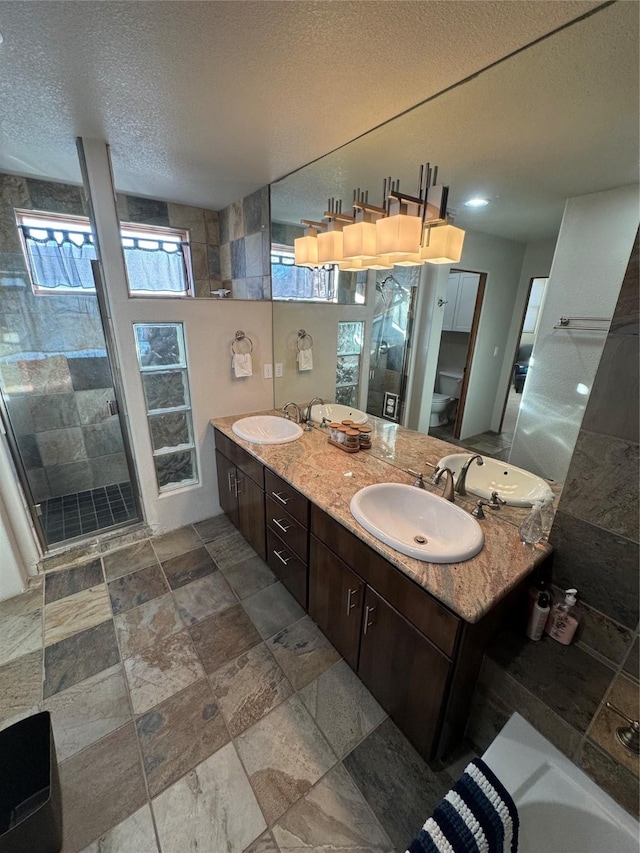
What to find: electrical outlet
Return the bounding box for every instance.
[263,363,273,379]
[275,363,283,377]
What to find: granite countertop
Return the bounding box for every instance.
[211,411,554,625]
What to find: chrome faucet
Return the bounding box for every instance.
[434,467,456,502]
[281,401,302,423]
[455,454,484,496]
[304,397,324,430]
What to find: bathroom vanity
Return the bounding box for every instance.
[212,413,553,761]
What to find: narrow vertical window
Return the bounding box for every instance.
[133,323,198,492]
[335,320,364,405]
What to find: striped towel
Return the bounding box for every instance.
[408,758,519,853]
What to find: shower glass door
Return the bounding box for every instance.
[0,174,140,549]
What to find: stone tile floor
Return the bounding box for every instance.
[0,517,465,853]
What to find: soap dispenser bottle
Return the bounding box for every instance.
[545,588,580,645]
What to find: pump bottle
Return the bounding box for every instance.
[545,588,580,645]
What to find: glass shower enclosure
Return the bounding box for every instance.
[0,174,140,549]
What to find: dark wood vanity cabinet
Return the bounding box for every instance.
[358,586,451,759]
[263,470,310,608]
[309,537,364,670]
[214,430,266,560]
[213,428,525,764]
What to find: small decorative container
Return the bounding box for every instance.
[344,428,360,450]
[358,425,372,449]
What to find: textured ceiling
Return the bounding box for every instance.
[0,0,602,210]
[272,1,640,242]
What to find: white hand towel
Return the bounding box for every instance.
[233,353,253,378]
[297,348,313,371]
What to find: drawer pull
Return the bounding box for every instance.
[274,549,293,566]
[272,491,290,505]
[273,518,293,534]
[227,471,236,493]
[346,587,359,616]
[363,605,376,634]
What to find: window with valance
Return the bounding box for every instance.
[16,211,192,297]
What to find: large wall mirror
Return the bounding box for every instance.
[270,2,638,483]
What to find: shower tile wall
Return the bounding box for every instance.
[219,187,271,300]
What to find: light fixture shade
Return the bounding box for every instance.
[392,253,424,267]
[343,221,377,260]
[421,225,465,264]
[366,256,394,270]
[294,234,318,267]
[376,213,422,257]
[338,259,367,272]
[317,230,344,265]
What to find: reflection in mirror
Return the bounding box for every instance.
[271,2,639,483]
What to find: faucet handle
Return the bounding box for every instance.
[489,491,507,508]
[471,500,488,519]
[407,470,425,488]
[428,466,441,485]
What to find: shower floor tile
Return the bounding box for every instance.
[41,482,137,545]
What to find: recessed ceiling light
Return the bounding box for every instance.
[464,198,490,208]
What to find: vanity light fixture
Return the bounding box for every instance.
[316,198,353,266]
[294,221,322,267]
[464,197,490,208]
[294,163,465,270]
[420,222,466,264]
[342,189,384,261]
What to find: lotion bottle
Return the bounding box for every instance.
[545,588,580,645]
[526,592,551,641]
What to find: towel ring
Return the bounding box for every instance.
[231,330,253,356]
[296,329,314,352]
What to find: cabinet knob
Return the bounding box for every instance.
[346,587,359,616]
[363,605,376,634]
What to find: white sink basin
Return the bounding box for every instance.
[232,415,303,445]
[310,403,368,425]
[350,483,484,563]
[437,453,553,507]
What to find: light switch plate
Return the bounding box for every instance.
[275,363,283,377]
[263,363,273,379]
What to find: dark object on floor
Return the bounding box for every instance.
[513,344,532,393]
[408,757,519,853]
[0,711,63,853]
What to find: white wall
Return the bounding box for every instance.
[455,230,526,439]
[490,238,557,429]
[510,185,639,482]
[81,141,274,536]
[0,435,39,596]
[273,301,373,410]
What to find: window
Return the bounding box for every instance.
[133,323,199,492]
[16,210,192,297]
[335,320,364,406]
[271,244,339,301]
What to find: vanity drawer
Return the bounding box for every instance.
[214,428,264,488]
[266,528,308,609]
[266,497,308,562]
[311,505,459,658]
[264,469,309,527]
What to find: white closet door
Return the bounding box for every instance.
[442,273,459,331]
[452,273,480,332]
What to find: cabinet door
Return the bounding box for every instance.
[215,450,239,529]
[452,272,479,333]
[358,586,450,760]
[236,471,266,560]
[266,528,308,609]
[309,537,364,670]
[442,273,459,331]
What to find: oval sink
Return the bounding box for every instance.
[310,403,368,425]
[350,483,484,563]
[232,415,303,445]
[437,453,553,507]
